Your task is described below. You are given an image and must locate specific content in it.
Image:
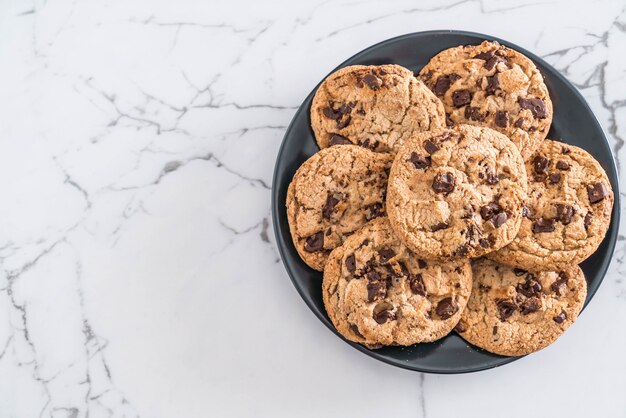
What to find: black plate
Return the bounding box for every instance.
[271,30,621,374]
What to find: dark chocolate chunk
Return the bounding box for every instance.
[495,110,509,128]
[336,115,351,129]
[304,231,324,252]
[520,297,541,315]
[373,303,395,324]
[455,244,469,257]
[417,259,427,269]
[432,172,455,194]
[555,204,574,225]
[435,297,458,319]
[322,106,341,120]
[513,268,527,276]
[556,161,570,170]
[549,173,561,184]
[516,276,542,298]
[362,73,382,90]
[587,182,609,203]
[408,152,431,169]
[423,140,440,155]
[378,248,395,263]
[465,106,485,121]
[479,238,490,248]
[329,134,352,146]
[533,155,550,174]
[551,272,568,296]
[367,279,388,302]
[480,202,502,220]
[322,193,340,219]
[518,97,548,118]
[452,89,472,107]
[533,218,555,233]
[496,299,516,321]
[433,74,460,96]
[365,202,384,221]
[485,74,500,95]
[349,324,365,339]
[491,212,508,228]
[584,212,593,229]
[430,222,449,232]
[474,50,507,70]
[409,273,426,296]
[454,321,466,333]
[554,311,567,324]
[514,117,525,128]
[345,254,356,273]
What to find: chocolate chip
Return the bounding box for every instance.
[336,115,351,129]
[356,108,366,116]
[479,238,490,248]
[409,273,426,296]
[555,204,574,225]
[556,161,570,170]
[533,218,555,233]
[584,212,593,229]
[514,117,525,128]
[533,156,549,174]
[522,205,532,218]
[423,140,440,154]
[366,270,381,282]
[445,113,454,127]
[338,103,353,114]
[408,152,431,169]
[349,324,365,339]
[452,89,472,107]
[362,73,382,90]
[373,303,395,324]
[378,248,395,263]
[495,110,509,128]
[485,75,499,95]
[587,182,609,204]
[322,194,340,219]
[513,268,527,276]
[435,297,458,319]
[322,106,341,120]
[365,202,384,221]
[496,299,516,321]
[417,259,427,269]
[516,276,542,298]
[480,202,502,220]
[455,244,470,257]
[479,284,491,292]
[345,254,356,273]
[421,70,433,81]
[377,68,387,76]
[367,279,388,302]
[551,273,568,296]
[520,297,541,315]
[433,74,458,96]
[518,97,548,119]
[358,138,378,150]
[554,311,567,324]
[430,222,449,232]
[493,326,498,335]
[474,50,507,70]
[464,106,485,121]
[304,232,324,252]
[432,172,455,194]
[329,134,352,146]
[561,146,571,154]
[491,212,508,228]
[454,321,466,333]
[549,173,561,184]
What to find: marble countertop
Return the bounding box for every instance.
[1,0,625,417]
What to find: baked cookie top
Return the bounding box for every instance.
[286,145,393,271]
[457,258,587,356]
[322,217,472,348]
[311,64,446,153]
[488,139,614,271]
[419,41,552,160]
[387,124,528,260]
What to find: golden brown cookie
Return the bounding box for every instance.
[311,64,446,153]
[419,41,552,160]
[488,139,614,271]
[387,124,528,260]
[286,145,393,271]
[323,217,472,348]
[456,259,587,356]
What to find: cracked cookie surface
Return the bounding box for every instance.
[311,64,446,153]
[286,145,393,271]
[456,258,586,356]
[387,124,528,260]
[419,41,552,160]
[322,217,472,348]
[488,139,614,271]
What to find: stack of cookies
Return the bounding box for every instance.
[286,41,614,356]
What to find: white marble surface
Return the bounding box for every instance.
[1,0,626,417]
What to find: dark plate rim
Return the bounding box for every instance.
[271,29,621,374]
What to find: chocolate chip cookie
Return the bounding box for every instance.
[322,217,472,348]
[487,139,614,270]
[419,41,552,160]
[456,258,586,356]
[386,124,528,260]
[286,145,393,271]
[311,64,446,153]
